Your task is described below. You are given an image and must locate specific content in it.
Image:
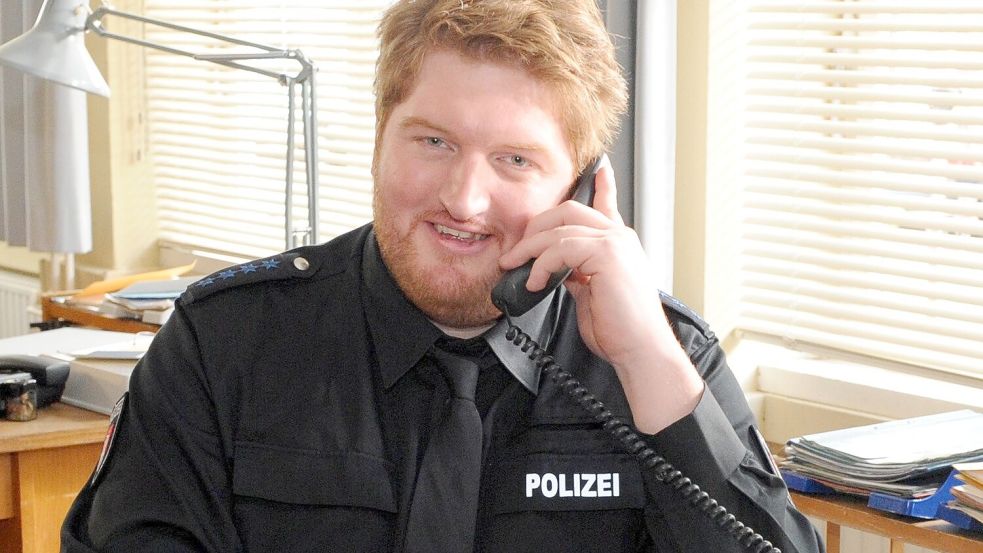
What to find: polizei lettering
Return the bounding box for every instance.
[525,473,621,498]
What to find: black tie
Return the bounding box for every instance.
[403,344,483,553]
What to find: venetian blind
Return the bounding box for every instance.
[143,1,391,259]
[741,1,983,378]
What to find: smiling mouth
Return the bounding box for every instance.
[434,223,489,242]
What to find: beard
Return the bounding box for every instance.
[373,190,504,328]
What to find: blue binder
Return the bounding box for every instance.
[936,503,983,532]
[864,470,983,532]
[932,469,983,532]
[784,467,983,532]
[866,470,960,518]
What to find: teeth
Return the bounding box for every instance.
[435,224,488,241]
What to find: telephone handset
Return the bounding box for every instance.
[491,155,602,318]
[490,157,781,553]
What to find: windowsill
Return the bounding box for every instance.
[0,243,45,276]
[158,241,248,277]
[727,333,983,443]
[757,357,983,417]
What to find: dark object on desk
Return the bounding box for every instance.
[0,354,70,420]
[1,371,37,420]
[30,319,74,332]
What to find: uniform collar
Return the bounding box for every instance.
[362,228,557,395]
[482,297,557,394]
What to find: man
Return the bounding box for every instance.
[63,1,824,551]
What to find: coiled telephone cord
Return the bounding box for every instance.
[504,320,781,553]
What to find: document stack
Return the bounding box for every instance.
[102,276,200,325]
[781,410,983,500]
[947,462,983,525]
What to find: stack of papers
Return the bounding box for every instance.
[949,462,983,525]
[102,276,200,325]
[782,410,983,498]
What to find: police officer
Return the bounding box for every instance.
[62,1,824,551]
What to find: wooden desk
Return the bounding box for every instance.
[791,490,983,553]
[2,411,980,553]
[0,403,108,553]
[765,441,983,552]
[40,294,160,334]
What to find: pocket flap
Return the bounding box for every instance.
[233,441,396,512]
[488,453,646,513]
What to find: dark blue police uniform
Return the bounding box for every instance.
[61,224,823,552]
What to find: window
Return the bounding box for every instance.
[737,0,983,379]
[143,2,392,260]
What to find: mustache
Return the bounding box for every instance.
[418,210,502,237]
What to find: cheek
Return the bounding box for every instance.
[377,156,428,209]
[499,206,534,237]
[495,186,566,238]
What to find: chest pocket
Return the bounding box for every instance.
[232,441,396,508]
[231,441,396,552]
[487,452,646,513]
[481,452,650,553]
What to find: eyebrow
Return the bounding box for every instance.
[398,116,451,135]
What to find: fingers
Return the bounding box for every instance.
[524,236,598,291]
[498,156,629,290]
[500,228,611,291]
[517,203,609,246]
[520,157,624,240]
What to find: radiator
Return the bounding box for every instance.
[0,269,40,338]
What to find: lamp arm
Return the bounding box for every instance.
[85,6,314,82]
[86,4,320,248]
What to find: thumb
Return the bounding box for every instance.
[590,154,624,226]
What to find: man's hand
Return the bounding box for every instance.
[498,157,705,433]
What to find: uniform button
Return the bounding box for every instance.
[293,257,310,271]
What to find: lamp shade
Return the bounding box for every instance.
[0,0,109,97]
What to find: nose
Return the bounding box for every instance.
[439,156,492,221]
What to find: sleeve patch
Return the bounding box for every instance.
[90,393,127,487]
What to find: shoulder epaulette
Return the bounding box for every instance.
[659,290,714,339]
[181,247,324,304]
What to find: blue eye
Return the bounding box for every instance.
[426,137,445,147]
[509,155,529,167]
